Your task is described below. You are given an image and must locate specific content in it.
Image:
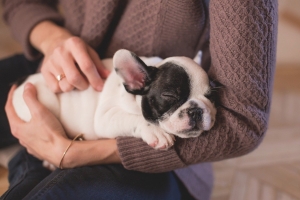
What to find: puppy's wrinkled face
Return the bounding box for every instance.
[142,57,216,138]
[141,62,190,123]
[113,49,216,138]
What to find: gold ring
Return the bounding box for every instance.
[56,74,66,82]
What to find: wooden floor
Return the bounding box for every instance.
[0,2,300,199]
[211,4,300,199]
[211,66,300,200]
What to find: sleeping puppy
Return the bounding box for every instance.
[12,49,216,152]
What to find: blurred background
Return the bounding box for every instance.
[0,1,299,199]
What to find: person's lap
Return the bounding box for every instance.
[2,149,182,200]
[1,149,52,199]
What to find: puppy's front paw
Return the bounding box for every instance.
[138,123,175,150]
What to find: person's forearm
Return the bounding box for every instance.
[61,139,121,168]
[116,0,278,173]
[29,20,73,55]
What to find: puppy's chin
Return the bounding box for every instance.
[173,130,203,138]
[159,120,204,138]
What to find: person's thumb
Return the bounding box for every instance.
[23,83,45,117]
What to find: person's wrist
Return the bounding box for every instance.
[60,139,121,169]
[39,30,73,56]
[58,134,84,169]
[30,21,73,55]
[53,135,71,167]
[106,139,121,164]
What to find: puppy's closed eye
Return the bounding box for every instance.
[161,92,179,102]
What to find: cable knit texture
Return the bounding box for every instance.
[2,0,278,171]
[2,0,63,60]
[176,0,278,164]
[2,0,278,198]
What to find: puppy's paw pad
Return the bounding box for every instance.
[155,138,171,150]
[148,140,158,148]
[166,135,175,145]
[155,133,175,149]
[139,123,175,149]
[141,131,159,148]
[158,144,168,150]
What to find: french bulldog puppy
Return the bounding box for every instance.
[13,49,216,151]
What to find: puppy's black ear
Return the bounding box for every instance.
[113,49,157,95]
[205,80,222,106]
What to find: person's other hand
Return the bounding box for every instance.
[5,83,70,166]
[41,36,110,93]
[30,21,110,93]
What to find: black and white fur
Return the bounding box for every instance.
[12,49,216,150]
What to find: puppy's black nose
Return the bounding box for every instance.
[187,108,203,120]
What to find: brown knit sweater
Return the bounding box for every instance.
[3,0,277,174]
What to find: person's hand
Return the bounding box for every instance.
[41,36,110,93]
[5,83,121,168]
[30,21,110,93]
[5,83,70,166]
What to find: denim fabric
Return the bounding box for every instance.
[1,149,51,199]
[1,149,184,200]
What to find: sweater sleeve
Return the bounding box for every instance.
[2,0,63,60]
[116,0,278,173]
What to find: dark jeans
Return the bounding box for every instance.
[1,149,183,199]
[0,55,192,199]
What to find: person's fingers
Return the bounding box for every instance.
[54,54,75,92]
[22,83,48,118]
[41,59,62,93]
[43,71,62,93]
[58,78,74,92]
[41,36,107,92]
[5,85,23,124]
[69,40,104,91]
[56,51,88,91]
[88,47,110,79]
[5,85,24,136]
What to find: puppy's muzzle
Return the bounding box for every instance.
[187,107,203,121]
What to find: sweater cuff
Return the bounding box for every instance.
[117,137,186,173]
[7,4,63,60]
